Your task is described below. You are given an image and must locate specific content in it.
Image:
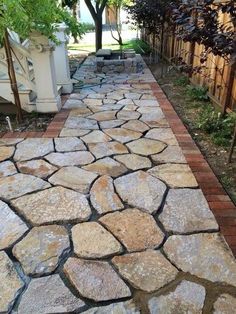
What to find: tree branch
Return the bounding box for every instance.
[84,0,97,20]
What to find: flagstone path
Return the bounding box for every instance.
[0,56,236,313]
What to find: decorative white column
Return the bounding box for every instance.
[29,32,61,113]
[53,23,73,94]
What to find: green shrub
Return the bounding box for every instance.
[197,105,236,147]
[186,85,209,101]
[82,23,95,33]
[174,76,189,86]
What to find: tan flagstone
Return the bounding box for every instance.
[0,146,15,162]
[114,154,152,170]
[54,137,86,152]
[45,151,94,167]
[122,120,149,133]
[145,128,178,145]
[127,138,166,156]
[17,159,57,178]
[81,130,112,144]
[104,128,142,143]
[88,111,117,121]
[88,141,128,159]
[83,157,127,177]
[213,294,236,314]
[0,161,17,177]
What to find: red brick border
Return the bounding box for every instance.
[150,81,236,256]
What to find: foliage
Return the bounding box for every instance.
[0,0,84,42]
[170,0,236,63]
[174,75,189,86]
[186,85,209,101]
[197,105,236,146]
[83,22,96,32]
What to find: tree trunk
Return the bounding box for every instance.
[3,30,23,123]
[95,16,103,51]
[72,3,79,44]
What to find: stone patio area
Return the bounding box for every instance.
[0,56,236,313]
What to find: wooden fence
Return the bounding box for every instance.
[142,25,236,113]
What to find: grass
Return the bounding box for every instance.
[68,39,151,55]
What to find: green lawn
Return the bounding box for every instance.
[68,39,151,55]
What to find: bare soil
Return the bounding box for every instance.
[149,62,236,204]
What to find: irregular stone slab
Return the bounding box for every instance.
[124,92,141,100]
[83,157,127,177]
[146,128,178,145]
[60,128,90,137]
[88,111,117,121]
[14,138,53,162]
[69,107,92,117]
[70,93,87,100]
[141,94,156,100]
[11,186,91,225]
[134,99,159,107]
[90,175,124,214]
[148,280,206,314]
[83,98,103,106]
[54,137,86,152]
[112,250,178,292]
[13,225,70,276]
[127,138,166,156]
[160,189,218,233]
[148,164,198,188]
[88,93,105,99]
[17,159,57,178]
[64,258,131,302]
[151,146,186,164]
[81,130,112,144]
[0,161,17,177]
[88,104,123,113]
[0,138,23,146]
[72,222,122,258]
[213,294,236,314]
[140,110,168,128]
[114,154,152,170]
[122,120,149,133]
[117,111,140,121]
[123,104,138,111]
[0,200,28,250]
[0,146,15,161]
[100,209,164,252]
[114,171,166,214]
[117,98,135,105]
[17,275,85,314]
[106,93,124,101]
[88,141,128,159]
[63,99,84,108]
[0,173,50,200]
[65,117,99,130]
[104,128,142,143]
[83,300,140,314]
[99,119,125,129]
[45,151,94,167]
[164,233,236,286]
[49,167,98,193]
[0,251,24,313]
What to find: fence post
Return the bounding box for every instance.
[53,23,73,94]
[29,31,61,113]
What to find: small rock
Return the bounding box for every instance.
[148,164,198,188]
[164,233,236,286]
[99,208,164,252]
[127,138,166,156]
[54,137,86,152]
[148,280,206,314]
[0,173,50,200]
[104,128,142,143]
[13,225,70,275]
[213,294,236,314]
[160,189,218,233]
[17,159,57,178]
[88,141,128,159]
[0,251,24,313]
[90,175,124,214]
[64,258,131,302]
[114,154,152,170]
[49,167,98,193]
[72,222,122,258]
[0,200,28,250]
[83,300,140,314]
[17,274,85,314]
[145,128,178,145]
[0,161,17,177]
[11,186,91,225]
[114,171,166,214]
[81,130,112,143]
[45,151,94,167]
[83,157,128,177]
[14,138,54,161]
[112,250,178,292]
[122,120,149,133]
[0,146,15,162]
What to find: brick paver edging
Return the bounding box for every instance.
[150,82,236,256]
